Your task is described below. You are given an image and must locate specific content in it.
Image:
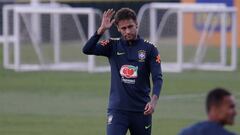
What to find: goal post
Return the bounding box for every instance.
[137,3,237,72]
[3,3,110,72]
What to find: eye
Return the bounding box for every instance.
[128,25,133,29]
[121,27,126,30]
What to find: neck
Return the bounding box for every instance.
[208,113,224,126]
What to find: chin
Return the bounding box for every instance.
[128,39,134,41]
[129,37,136,40]
[124,35,135,41]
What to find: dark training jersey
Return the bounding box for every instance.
[178,121,236,135]
[83,32,163,112]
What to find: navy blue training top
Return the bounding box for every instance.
[178,121,236,135]
[82,32,163,112]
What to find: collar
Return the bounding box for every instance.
[205,120,223,127]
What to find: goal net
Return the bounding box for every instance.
[3,3,110,72]
[138,3,237,72]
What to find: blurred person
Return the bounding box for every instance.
[82,8,163,135]
[179,87,237,135]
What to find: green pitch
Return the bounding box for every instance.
[0,46,239,135]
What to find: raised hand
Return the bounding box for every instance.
[97,9,115,35]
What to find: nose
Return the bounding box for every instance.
[126,28,131,34]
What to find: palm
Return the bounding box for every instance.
[101,9,115,29]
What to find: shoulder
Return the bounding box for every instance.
[142,39,159,53]
[143,39,157,47]
[178,121,208,135]
[109,37,120,45]
[178,122,199,135]
[110,38,120,44]
[221,128,236,135]
[110,37,120,41]
[179,121,236,135]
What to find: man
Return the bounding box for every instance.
[179,87,237,135]
[82,8,163,135]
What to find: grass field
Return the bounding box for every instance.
[0,45,239,135]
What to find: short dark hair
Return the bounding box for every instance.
[114,8,137,25]
[206,87,231,113]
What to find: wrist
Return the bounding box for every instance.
[97,27,106,35]
[151,95,158,106]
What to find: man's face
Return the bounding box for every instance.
[117,19,138,41]
[217,96,237,125]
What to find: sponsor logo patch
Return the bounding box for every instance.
[120,65,138,79]
[120,65,138,84]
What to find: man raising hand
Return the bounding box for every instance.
[83,8,163,135]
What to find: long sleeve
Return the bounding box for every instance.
[82,32,112,57]
[149,45,163,97]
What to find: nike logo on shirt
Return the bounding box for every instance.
[117,52,125,55]
[145,124,151,129]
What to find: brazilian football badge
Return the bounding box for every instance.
[138,50,146,62]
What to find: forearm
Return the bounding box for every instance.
[152,71,163,97]
[150,94,159,107]
[150,73,162,110]
[97,26,107,35]
[82,32,102,55]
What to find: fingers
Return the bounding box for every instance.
[106,9,115,18]
[144,107,151,115]
[103,9,115,19]
[99,9,115,34]
[144,103,154,115]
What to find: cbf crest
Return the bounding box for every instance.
[138,50,146,62]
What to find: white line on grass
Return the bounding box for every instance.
[159,93,205,100]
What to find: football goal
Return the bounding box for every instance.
[3,3,110,72]
[138,3,237,72]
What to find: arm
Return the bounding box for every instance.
[144,46,163,115]
[82,9,115,56]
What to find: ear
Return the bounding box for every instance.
[135,21,138,28]
[208,106,218,119]
[211,105,222,116]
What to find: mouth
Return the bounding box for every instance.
[125,35,133,40]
